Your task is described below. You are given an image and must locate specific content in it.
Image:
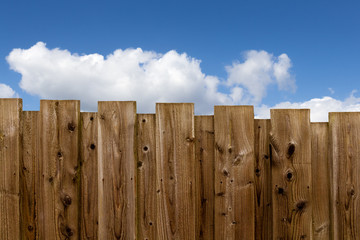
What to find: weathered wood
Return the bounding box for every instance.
[98,101,137,240]
[137,114,157,240]
[311,123,331,239]
[254,119,272,240]
[270,109,311,239]
[80,112,98,239]
[21,111,39,240]
[195,116,215,240]
[0,99,22,240]
[37,100,80,239]
[156,103,195,239]
[214,106,255,240]
[329,112,360,239]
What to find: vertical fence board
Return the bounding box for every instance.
[37,100,80,239]
[156,103,195,239]
[270,109,311,239]
[21,111,38,240]
[195,116,215,240]
[98,101,136,239]
[311,123,331,239]
[80,112,98,239]
[0,99,22,240]
[254,119,272,240]
[214,106,255,240]
[137,114,157,239]
[330,113,360,239]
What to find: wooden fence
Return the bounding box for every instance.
[0,98,359,239]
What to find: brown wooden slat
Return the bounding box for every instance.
[37,100,80,239]
[98,101,137,239]
[0,99,22,240]
[270,109,311,239]
[214,106,255,240]
[156,103,195,239]
[195,116,215,240]
[254,119,272,240]
[80,112,98,239]
[329,112,360,239]
[21,111,39,239]
[137,114,157,239]
[311,123,331,239]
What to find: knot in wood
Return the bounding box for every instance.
[67,122,76,132]
[63,195,72,206]
[287,142,296,158]
[296,200,306,211]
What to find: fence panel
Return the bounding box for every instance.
[156,103,196,239]
[195,116,215,240]
[80,112,98,239]
[0,99,22,240]
[270,109,312,239]
[21,111,39,240]
[98,101,137,239]
[214,106,255,240]
[311,123,331,239]
[330,112,360,239]
[254,119,272,240]
[5,98,360,239]
[137,114,157,240]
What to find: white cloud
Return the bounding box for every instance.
[0,83,17,98]
[226,50,295,104]
[256,91,360,122]
[6,42,296,113]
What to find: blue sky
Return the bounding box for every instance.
[1,0,360,121]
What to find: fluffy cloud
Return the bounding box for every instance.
[256,91,360,122]
[6,42,295,113]
[0,84,17,98]
[226,50,295,104]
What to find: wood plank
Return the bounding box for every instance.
[98,101,137,240]
[80,112,98,239]
[195,116,215,240]
[270,109,311,239]
[21,111,39,240]
[214,106,255,240]
[311,123,331,239]
[254,119,272,240]
[137,114,157,240]
[0,98,22,240]
[37,100,80,239]
[329,112,360,239]
[156,103,195,239]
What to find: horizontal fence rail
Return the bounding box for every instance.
[1,98,360,239]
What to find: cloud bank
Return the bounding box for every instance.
[0,84,17,98]
[6,42,293,113]
[6,42,360,121]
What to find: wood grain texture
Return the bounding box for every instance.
[80,112,98,239]
[329,112,360,239]
[195,116,215,240]
[270,109,312,239]
[0,99,22,240]
[311,123,331,239]
[156,103,195,239]
[98,101,137,240]
[254,119,272,240]
[37,100,80,239]
[137,114,157,240]
[214,106,255,240]
[21,111,39,240]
